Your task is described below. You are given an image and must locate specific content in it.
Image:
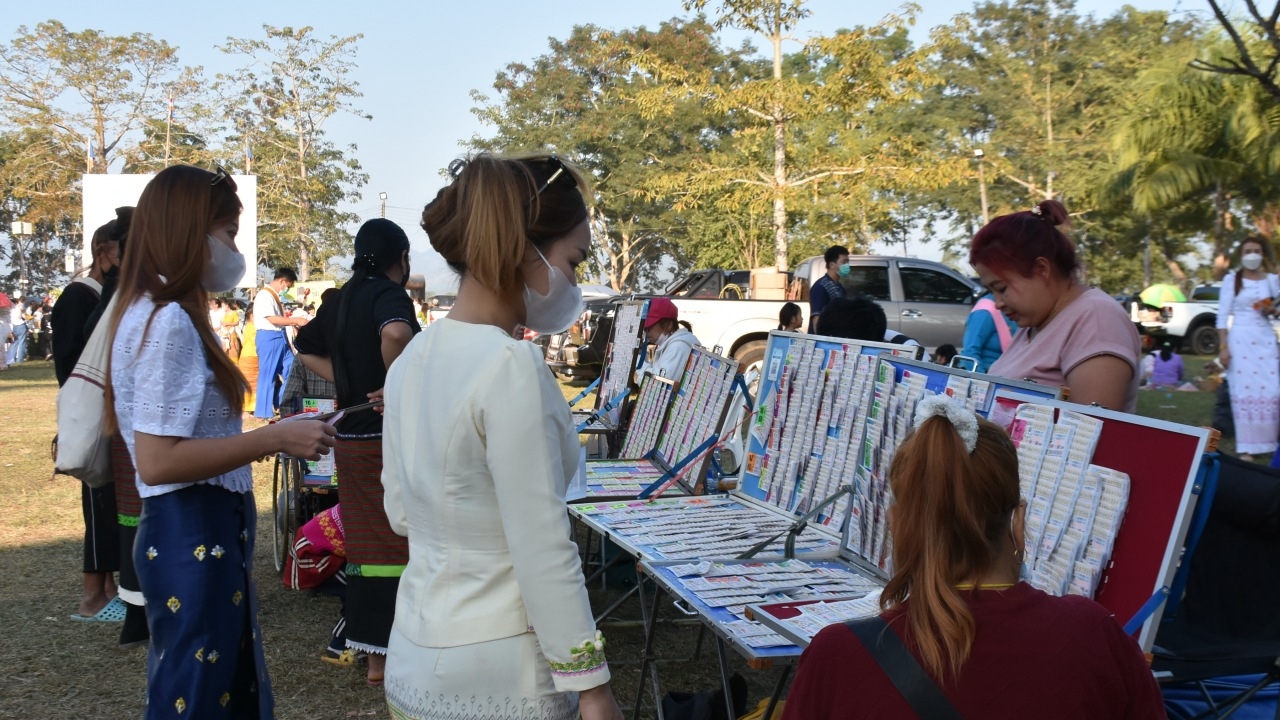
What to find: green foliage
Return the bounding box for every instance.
[1104,37,1280,278]
[470,18,750,291]
[216,26,370,281]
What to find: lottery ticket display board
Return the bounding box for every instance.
[641,558,881,661]
[580,347,739,500]
[631,348,1057,653]
[840,355,1062,573]
[749,391,1211,653]
[739,332,924,528]
[570,495,842,563]
[596,300,647,416]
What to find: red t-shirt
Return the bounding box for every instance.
[781,583,1166,720]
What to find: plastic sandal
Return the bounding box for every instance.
[70,596,127,623]
[321,648,360,667]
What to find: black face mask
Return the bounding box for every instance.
[400,257,410,288]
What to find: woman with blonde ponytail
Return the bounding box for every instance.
[381,155,621,720]
[782,396,1164,719]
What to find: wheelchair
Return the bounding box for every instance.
[271,449,339,573]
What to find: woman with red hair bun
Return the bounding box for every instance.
[968,200,1141,412]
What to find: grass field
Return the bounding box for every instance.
[0,360,1239,718]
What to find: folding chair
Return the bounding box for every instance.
[1153,454,1280,720]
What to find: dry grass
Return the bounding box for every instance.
[5,360,1234,718]
[0,362,780,720]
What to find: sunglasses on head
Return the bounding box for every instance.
[527,155,572,204]
[210,165,238,191]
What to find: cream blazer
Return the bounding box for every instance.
[382,318,608,692]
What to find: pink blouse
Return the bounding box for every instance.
[990,288,1142,412]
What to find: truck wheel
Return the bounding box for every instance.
[734,340,767,376]
[733,340,767,401]
[1189,325,1219,356]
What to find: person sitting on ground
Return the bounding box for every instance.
[643,297,701,380]
[934,343,958,366]
[781,396,1165,720]
[1149,341,1184,389]
[778,302,803,332]
[814,294,920,348]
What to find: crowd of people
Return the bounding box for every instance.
[42,156,1181,720]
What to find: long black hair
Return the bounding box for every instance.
[779,302,801,330]
[333,218,410,407]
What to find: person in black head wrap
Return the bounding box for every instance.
[295,218,419,684]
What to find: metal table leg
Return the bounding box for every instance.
[632,577,664,720]
[583,544,631,586]
[715,637,737,720]
[762,663,792,720]
[593,583,640,625]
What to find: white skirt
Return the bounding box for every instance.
[385,628,578,720]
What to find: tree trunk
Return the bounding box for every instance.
[296,120,311,281]
[771,27,788,272]
[298,240,310,282]
[1211,182,1231,281]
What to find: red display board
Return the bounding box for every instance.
[991,393,1210,649]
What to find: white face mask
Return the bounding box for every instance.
[1243,252,1264,271]
[522,246,583,334]
[203,235,247,293]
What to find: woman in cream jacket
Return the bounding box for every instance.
[381,154,621,720]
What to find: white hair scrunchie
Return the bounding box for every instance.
[914,394,980,454]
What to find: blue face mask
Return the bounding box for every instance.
[837,264,851,278]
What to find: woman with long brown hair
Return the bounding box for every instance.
[782,396,1164,719]
[106,165,336,719]
[382,154,621,720]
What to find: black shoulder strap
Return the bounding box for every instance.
[888,333,909,345]
[845,617,964,720]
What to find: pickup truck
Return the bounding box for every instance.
[1132,284,1219,356]
[547,256,980,380]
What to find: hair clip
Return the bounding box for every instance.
[1030,205,1043,217]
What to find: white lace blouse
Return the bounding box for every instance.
[111,297,252,498]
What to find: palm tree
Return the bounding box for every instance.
[1106,41,1280,277]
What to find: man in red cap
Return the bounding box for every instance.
[642,297,701,381]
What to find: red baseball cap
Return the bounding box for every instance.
[644,297,679,328]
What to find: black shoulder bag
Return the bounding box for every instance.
[844,617,964,720]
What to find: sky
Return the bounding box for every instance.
[8,0,1184,290]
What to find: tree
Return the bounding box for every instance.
[1196,1,1280,105]
[217,26,370,280]
[470,18,749,291]
[897,1,1201,291]
[0,21,196,174]
[0,21,196,287]
[0,130,80,294]
[636,2,962,271]
[1106,42,1280,279]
